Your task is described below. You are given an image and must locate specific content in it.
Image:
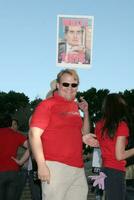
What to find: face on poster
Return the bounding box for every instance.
[56,15,94,69]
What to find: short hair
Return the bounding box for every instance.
[64,26,84,34]
[56,69,79,84]
[0,114,12,128]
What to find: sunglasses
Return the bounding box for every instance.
[62,82,78,88]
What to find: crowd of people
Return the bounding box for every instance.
[0,68,134,200]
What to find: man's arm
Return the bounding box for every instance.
[83,134,99,147]
[82,110,90,135]
[78,97,90,135]
[78,98,99,147]
[29,127,50,183]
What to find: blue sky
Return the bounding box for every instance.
[0,0,134,101]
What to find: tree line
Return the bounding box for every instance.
[0,88,134,155]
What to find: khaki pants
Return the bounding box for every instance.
[42,161,88,200]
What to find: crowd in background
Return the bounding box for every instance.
[0,69,134,200]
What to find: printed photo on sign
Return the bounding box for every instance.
[56,15,94,69]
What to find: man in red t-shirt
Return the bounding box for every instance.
[29,69,90,200]
[0,115,29,200]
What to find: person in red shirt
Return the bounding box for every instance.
[0,115,29,200]
[29,69,90,200]
[95,93,134,200]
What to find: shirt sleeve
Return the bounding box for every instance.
[116,121,129,137]
[30,100,51,130]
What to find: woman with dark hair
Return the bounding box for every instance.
[95,93,134,200]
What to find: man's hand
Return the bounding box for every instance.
[83,134,99,147]
[78,97,88,114]
[38,163,50,184]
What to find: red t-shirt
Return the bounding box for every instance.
[30,92,84,168]
[95,120,129,171]
[0,128,27,172]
